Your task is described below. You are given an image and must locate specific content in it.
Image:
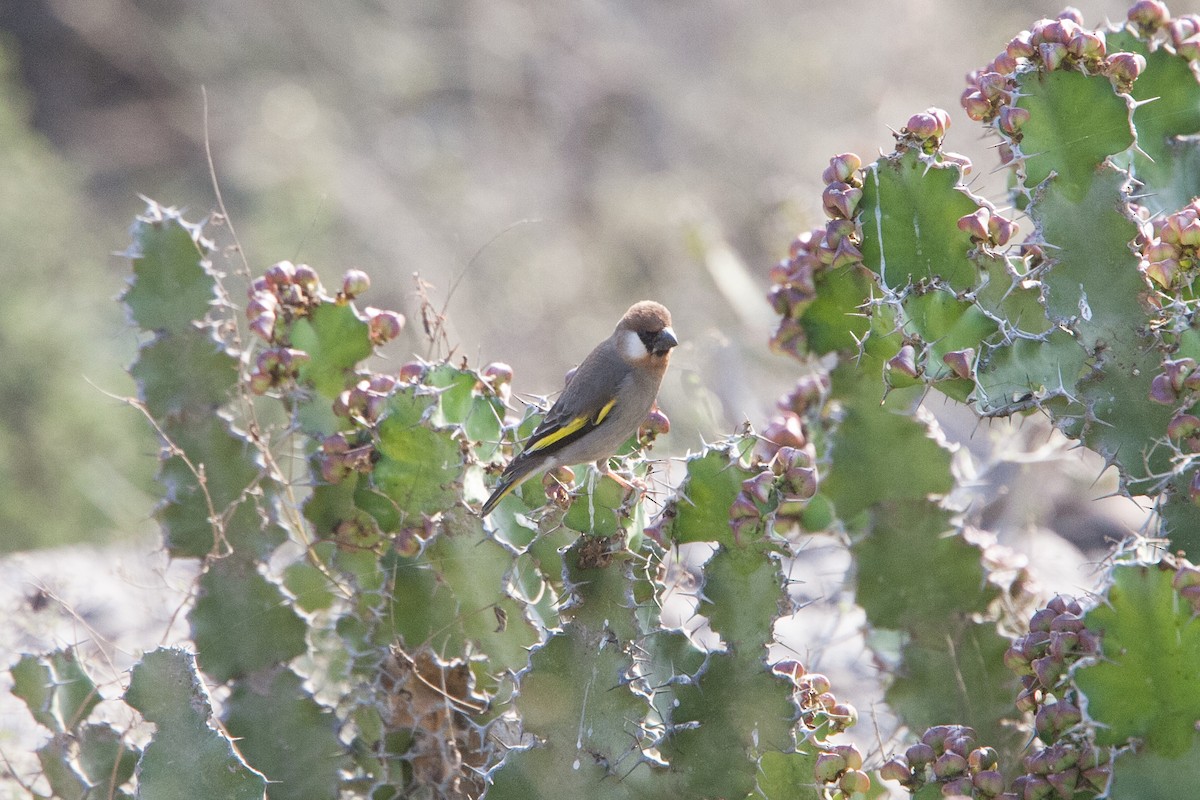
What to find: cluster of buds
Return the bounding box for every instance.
[754,374,827,462]
[1011,740,1111,799]
[541,466,576,510]
[248,346,310,394]
[333,374,399,425]
[1137,198,1200,290]
[316,432,377,484]
[769,154,866,360]
[964,9,1147,127]
[813,743,870,798]
[730,445,819,539]
[900,107,952,151]
[957,204,1020,249]
[880,725,1004,798]
[1003,595,1098,713]
[477,361,514,404]
[247,260,323,342]
[1127,1,1200,60]
[771,660,858,736]
[366,307,406,346]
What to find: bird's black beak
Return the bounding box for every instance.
[651,326,678,356]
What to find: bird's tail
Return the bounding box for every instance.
[480,457,540,516]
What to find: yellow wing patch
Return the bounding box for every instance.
[527,398,617,453]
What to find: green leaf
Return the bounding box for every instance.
[130,331,237,419]
[223,669,345,800]
[667,443,754,546]
[10,650,100,733]
[860,150,979,292]
[77,723,138,792]
[125,648,267,800]
[122,202,216,335]
[372,390,463,517]
[291,302,373,399]
[1016,69,1134,199]
[189,557,308,682]
[1075,563,1200,756]
[758,750,822,800]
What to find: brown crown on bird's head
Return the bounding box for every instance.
[618,301,677,359]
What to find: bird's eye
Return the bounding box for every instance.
[638,330,660,350]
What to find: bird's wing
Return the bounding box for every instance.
[522,347,626,459]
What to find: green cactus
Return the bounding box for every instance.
[12,3,1200,800]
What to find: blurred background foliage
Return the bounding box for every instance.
[0,0,1146,552]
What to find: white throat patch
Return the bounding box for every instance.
[619,329,647,361]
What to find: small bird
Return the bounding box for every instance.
[480,301,677,516]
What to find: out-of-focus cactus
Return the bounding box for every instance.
[769,2,1200,797]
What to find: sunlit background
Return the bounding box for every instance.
[0,0,1150,556]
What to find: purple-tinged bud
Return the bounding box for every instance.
[361,392,387,424]
[803,672,832,694]
[992,51,1019,74]
[1172,564,1200,590]
[481,361,514,387]
[1058,7,1084,25]
[1021,774,1053,800]
[1106,51,1147,83]
[1015,687,1039,713]
[943,349,975,380]
[293,263,320,291]
[398,361,426,383]
[822,182,863,220]
[978,72,1010,102]
[367,374,397,394]
[640,406,670,440]
[999,105,1031,135]
[1047,630,1079,661]
[989,215,1018,246]
[998,142,1017,165]
[821,152,863,184]
[248,370,274,395]
[928,107,952,133]
[958,208,992,241]
[1067,31,1106,61]
[969,746,999,773]
[1032,606,1058,631]
[248,311,277,342]
[741,471,776,507]
[246,294,278,319]
[905,112,941,140]
[248,275,271,297]
[1039,42,1069,71]
[318,451,353,484]
[945,732,975,757]
[879,758,912,784]
[729,493,761,525]
[831,745,863,772]
[942,777,974,797]
[367,308,405,344]
[1029,19,1054,46]
[1076,628,1100,654]
[813,751,847,782]
[973,770,1004,796]
[888,344,920,378]
[1081,765,1112,794]
[1005,644,1034,675]
[332,390,352,418]
[1049,610,1084,631]
[1032,655,1062,689]
[828,702,857,728]
[824,218,858,248]
[1169,15,1200,48]
[1146,241,1182,263]
[1044,746,1079,774]
[264,260,296,287]
[839,769,870,795]
[1179,217,1200,246]
[1168,413,1200,441]
[341,268,371,299]
[772,659,805,682]
[906,742,937,769]
[1008,32,1036,59]
[830,237,864,269]
[933,752,968,779]
[922,724,953,752]
[1036,699,1082,739]
[1181,36,1200,62]
[962,90,993,121]
[1145,258,1180,288]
